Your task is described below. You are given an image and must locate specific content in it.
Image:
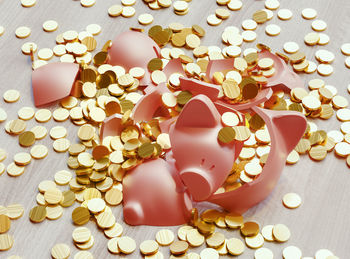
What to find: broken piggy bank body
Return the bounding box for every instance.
[122,94,242,226]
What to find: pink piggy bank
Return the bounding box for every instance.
[122,94,240,226]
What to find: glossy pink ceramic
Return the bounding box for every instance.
[107,31,161,86]
[123,158,192,226]
[31,62,79,107]
[208,106,307,213]
[169,95,239,201]
[99,114,124,141]
[100,44,308,225]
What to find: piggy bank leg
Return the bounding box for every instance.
[123,202,144,226]
[123,159,192,226]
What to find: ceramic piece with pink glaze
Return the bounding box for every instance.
[107,31,161,86]
[31,62,79,107]
[123,158,192,226]
[208,106,307,213]
[169,95,241,202]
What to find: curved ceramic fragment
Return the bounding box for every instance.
[99,114,124,141]
[206,58,235,83]
[258,50,304,91]
[208,107,307,213]
[132,83,170,122]
[180,77,221,101]
[32,62,79,107]
[107,31,161,86]
[122,158,192,226]
[169,95,237,202]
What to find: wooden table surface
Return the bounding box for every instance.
[0,0,349,258]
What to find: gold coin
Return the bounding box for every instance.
[294,138,311,154]
[72,207,90,225]
[240,221,259,237]
[53,138,70,153]
[255,247,273,259]
[156,229,174,246]
[138,13,154,25]
[87,198,106,214]
[18,131,36,148]
[261,225,274,242]
[147,58,163,72]
[7,163,25,177]
[170,241,188,255]
[192,25,205,37]
[35,109,52,123]
[54,170,72,186]
[21,0,36,7]
[290,51,306,64]
[75,235,94,250]
[245,233,264,249]
[108,4,123,17]
[77,152,95,168]
[51,243,70,259]
[0,233,14,251]
[30,144,48,159]
[253,10,268,24]
[73,227,91,243]
[140,240,159,255]
[74,251,94,259]
[118,236,136,254]
[206,232,225,248]
[225,212,243,229]
[29,205,46,223]
[6,204,24,219]
[46,205,63,220]
[286,150,300,164]
[233,126,251,141]
[104,223,123,239]
[53,108,69,122]
[226,237,245,256]
[18,106,35,120]
[107,237,120,254]
[60,190,75,208]
[3,90,20,103]
[121,6,135,17]
[83,188,101,201]
[217,127,236,144]
[272,224,290,242]
[105,188,123,206]
[137,143,154,159]
[282,193,302,209]
[78,124,95,141]
[186,229,204,247]
[44,188,63,205]
[31,125,47,140]
[10,119,26,135]
[309,145,327,161]
[14,152,31,166]
[0,215,10,233]
[15,26,31,38]
[96,211,115,229]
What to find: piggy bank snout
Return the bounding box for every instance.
[179,167,215,201]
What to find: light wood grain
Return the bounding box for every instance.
[0,0,349,258]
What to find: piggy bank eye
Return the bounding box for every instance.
[175,95,220,129]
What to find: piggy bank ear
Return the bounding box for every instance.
[175,94,220,128]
